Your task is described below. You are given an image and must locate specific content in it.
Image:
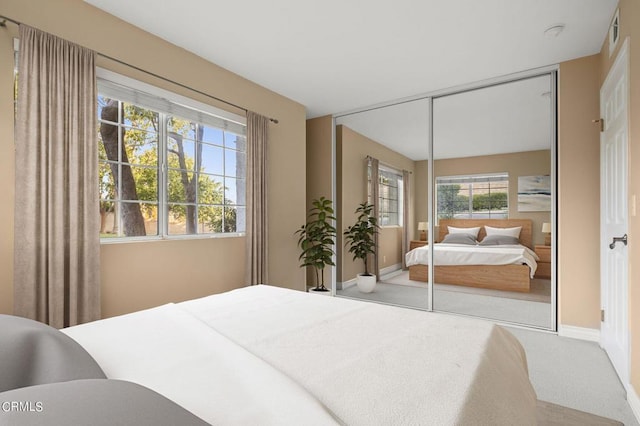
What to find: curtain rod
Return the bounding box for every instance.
[0,14,279,124]
[366,155,413,175]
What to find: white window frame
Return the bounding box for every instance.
[98,69,247,243]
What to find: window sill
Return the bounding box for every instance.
[100,232,245,244]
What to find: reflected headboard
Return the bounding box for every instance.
[438,218,533,249]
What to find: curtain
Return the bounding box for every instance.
[245,111,269,285]
[14,25,100,328]
[402,169,411,269]
[368,157,380,279]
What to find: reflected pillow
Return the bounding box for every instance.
[484,225,522,238]
[479,235,520,246]
[441,233,478,245]
[447,226,481,238]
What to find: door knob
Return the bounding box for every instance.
[609,234,628,249]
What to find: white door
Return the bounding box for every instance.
[600,38,630,386]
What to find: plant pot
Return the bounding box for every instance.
[356,273,377,293]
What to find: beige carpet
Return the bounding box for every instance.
[380,270,551,303]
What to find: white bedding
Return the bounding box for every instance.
[63,285,538,425]
[405,243,539,278]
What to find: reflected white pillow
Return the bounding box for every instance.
[484,225,522,238]
[447,226,481,238]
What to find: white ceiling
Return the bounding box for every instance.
[85,0,618,119]
[337,74,552,160]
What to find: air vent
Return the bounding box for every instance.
[609,9,620,57]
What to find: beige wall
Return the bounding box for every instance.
[305,116,334,288]
[598,0,640,393]
[379,226,403,270]
[558,55,602,330]
[337,125,415,283]
[435,150,552,246]
[0,0,307,318]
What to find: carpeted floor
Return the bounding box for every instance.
[508,327,639,425]
[337,271,553,328]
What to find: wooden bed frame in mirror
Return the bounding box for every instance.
[408,218,534,292]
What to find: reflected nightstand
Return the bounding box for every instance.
[534,245,551,279]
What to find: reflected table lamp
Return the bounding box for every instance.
[542,222,551,246]
[418,222,428,241]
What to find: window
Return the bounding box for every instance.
[98,72,246,240]
[369,166,403,227]
[436,173,508,221]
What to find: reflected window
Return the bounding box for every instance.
[369,165,403,226]
[436,173,508,220]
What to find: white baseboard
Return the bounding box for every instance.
[380,263,402,277]
[628,384,640,424]
[557,324,600,342]
[340,278,356,289]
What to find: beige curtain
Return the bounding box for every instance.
[245,111,269,285]
[402,170,410,269]
[368,157,380,279]
[14,25,100,328]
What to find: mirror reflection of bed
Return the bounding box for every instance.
[407,219,536,292]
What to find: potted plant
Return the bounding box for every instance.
[295,197,336,292]
[344,202,379,293]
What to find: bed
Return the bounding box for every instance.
[406,219,538,292]
[1,285,538,425]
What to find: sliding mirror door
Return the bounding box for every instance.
[335,98,430,310]
[430,74,556,329]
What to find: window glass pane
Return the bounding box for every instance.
[123,103,158,132]
[129,165,158,202]
[200,144,224,175]
[140,203,158,236]
[98,122,119,162]
[225,132,243,150]
[97,97,119,124]
[225,177,242,204]
[202,127,224,145]
[124,129,157,165]
[223,206,239,232]
[167,137,196,172]
[99,161,116,201]
[225,149,246,177]
[197,205,223,233]
[168,203,196,235]
[198,173,224,205]
[168,116,196,140]
[233,206,246,233]
[168,170,194,203]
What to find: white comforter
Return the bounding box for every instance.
[406,243,539,278]
[63,285,538,425]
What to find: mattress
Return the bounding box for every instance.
[406,243,539,278]
[63,285,538,425]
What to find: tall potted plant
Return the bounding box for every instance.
[344,202,379,293]
[296,197,336,292]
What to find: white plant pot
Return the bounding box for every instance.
[356,274,377,293]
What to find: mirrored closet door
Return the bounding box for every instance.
[333,71,556,330]
[334,98,431,310]
[431,74,555,329]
